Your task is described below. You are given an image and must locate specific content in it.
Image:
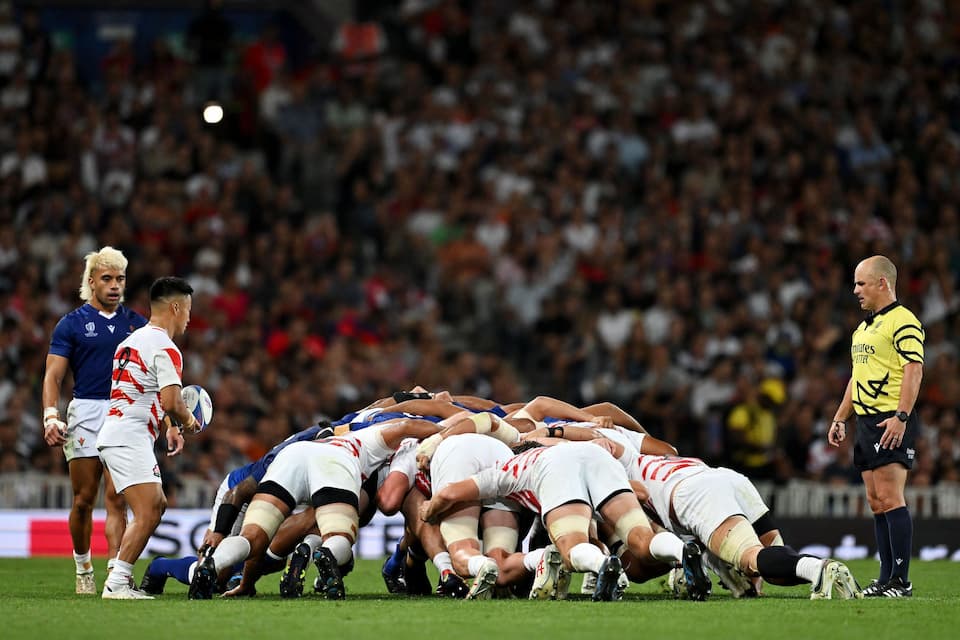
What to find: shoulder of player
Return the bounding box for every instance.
[118,305,149,325]
[886,305,924,334]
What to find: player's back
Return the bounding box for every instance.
[98,326,182,447]
[321,425,396,480]
[633,454,708,528]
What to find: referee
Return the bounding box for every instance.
[828,255,924,598]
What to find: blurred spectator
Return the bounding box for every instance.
[0,1,957,493]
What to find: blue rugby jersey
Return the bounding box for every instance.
[48,304,147,400]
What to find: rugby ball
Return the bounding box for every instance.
[181,384,214,433]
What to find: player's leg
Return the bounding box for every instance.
[102,466,128,570]
[101,481,166,599]
[599,492,703,600]
[203,492,291,599]
[312,496,360,600]
[401,488,451,595]
[441,504,498,600]
[67,457,102,594]
[481,508,522,586]
[277,509,323,598]
[869,463,912,596]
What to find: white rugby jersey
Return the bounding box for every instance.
[385,438,419,490]
[632,454,708,529]
[471,445,551,513]
[98,325,183,447]
[321,425,397,481]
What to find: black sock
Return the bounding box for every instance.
[874,512,892,583]
[885,506,912,583]
[756,546,807,586]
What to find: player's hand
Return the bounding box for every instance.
[167,427,185,456]
[199,533,222,554]
[43,418,67,446]
[419,500,437,524]
[590,438,617,456]
[590,415,614,429]
[827,420,846,447]
[521,427,548,441]
[878,416,906,450]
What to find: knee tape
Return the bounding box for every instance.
[717,519,762,568]
[491,420,520,446]
[440,515,479,545]
[470,412,493,434]
[482,525,518,553]
[315,503,358,541]
[243,501,286,539]
[613,508,650,544]
[547,514,591,540]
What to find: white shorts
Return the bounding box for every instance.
[64,398,109,462]
[538,444,632,515]
[432,435,518,512]
[671,468,769,544]
[260,441,361,506]
[98,439,161,494]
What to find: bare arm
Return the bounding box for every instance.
[897,361,923,416]
[380,418,442,450]
[521,425,599,442]
[581,401,648,434]
[828,377,854,447]
[377,471,413,515]
[160,384,197,456]
[420,478,481,524]
[518,396,600,422]
[41,354,70,446]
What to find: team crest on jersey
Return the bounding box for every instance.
[84,322,98,337]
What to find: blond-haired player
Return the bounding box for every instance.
[42,247,147,594]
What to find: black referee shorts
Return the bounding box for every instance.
[853,410,918,472]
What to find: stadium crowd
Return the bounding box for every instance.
[0,0,959,497]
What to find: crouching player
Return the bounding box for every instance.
[188,418,440,599]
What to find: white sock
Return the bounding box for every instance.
[568,543,605,574]
[74,551,93,574]
[796,557,823,584]
[186,560,199,583]
[105,559,133,588]
[302,534,323,555]
[266,548,284,562]
[322,535,353,566]
[212,536,252,569]
[467,554,492,577]
[523,548,546,572]
[106,558,117,573]
[432,551,454,574]
[649,531,685,563]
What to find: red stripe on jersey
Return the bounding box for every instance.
[110,388,136,405]
[150,404,160,424]
[108,407,123,418]
[163,348,183,379]
[113,369,145,394]
[661,462,697,480]
[414,471,432,497]
[327,439,361,457]
[148,420,157,440]
[115,346,148,373]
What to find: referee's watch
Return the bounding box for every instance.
[895,411,909,423]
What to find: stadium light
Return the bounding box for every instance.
[202,102,224,125]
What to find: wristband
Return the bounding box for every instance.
[43,407,60,421]
[213,503,241,535]
[547,426,565,438]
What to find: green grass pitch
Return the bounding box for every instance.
[2,558,957,640]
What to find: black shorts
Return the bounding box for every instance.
[853,411,918,472]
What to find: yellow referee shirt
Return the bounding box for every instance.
[850,301,924,415]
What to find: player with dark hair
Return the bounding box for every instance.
[97,276,200,599]
[829,255,924,598]
[42,247,147,594]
